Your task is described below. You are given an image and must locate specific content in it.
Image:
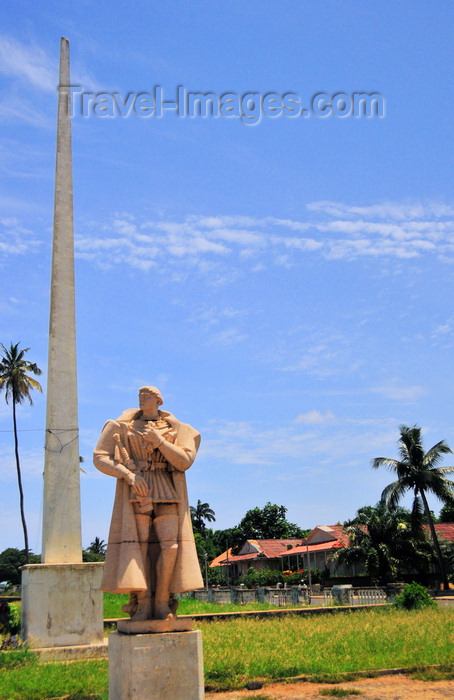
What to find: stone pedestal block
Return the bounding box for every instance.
[109,629,204,700]
[117,616,193,634]
[21,562,104,648]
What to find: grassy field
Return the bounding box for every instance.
[103,592,306,618]
[0,607,453,698]
[199,607,454,689]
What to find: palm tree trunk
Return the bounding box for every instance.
[12,397,29,564]
[420,490,448,590]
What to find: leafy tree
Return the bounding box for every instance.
[373,425,454,589]
[210,525,242,556]
[333,503,433,585]
[226,502,308,552]
[439,502,454,522]
[0,548,40,587]
[190,500,215,534]
[0,343,42,563]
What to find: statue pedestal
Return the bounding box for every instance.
[117,616,193,634]
[21,563,104,649]
[109,629,204,700]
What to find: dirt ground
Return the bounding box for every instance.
[205,673,454,699]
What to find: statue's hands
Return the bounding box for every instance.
[142,425,164,449]
[126,472,148,497]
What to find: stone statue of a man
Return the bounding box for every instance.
[93,386,203,621]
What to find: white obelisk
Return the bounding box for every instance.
[21,39,104,651]
[42,36,82,564]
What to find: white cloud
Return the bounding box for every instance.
[307,200,454,221]
[3,197,447,274]
[432,321,453,338]
[0,35,100,95]
[294,410,337,425]
[0,219,42,260]
[0,35,100,127]
[0,36,56,92]
[198,416,399,471]
[209,328,248,346]
[372,382,427,403]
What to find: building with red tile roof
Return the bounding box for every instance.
[210,523,454,580]
[210,539,304,579]
[277,525,355,576]
[280,523,454,577]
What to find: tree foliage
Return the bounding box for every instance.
[82,537,107,561]
[0,548,40,587]
[373,424,454,589]
[334,503,433,585]
[190,500,216,534]
[193,502,308,568]
[230,502,307,550]
[439,502,454,522]
[87,537,106,555]
[0,343,42,563]
[209,502,309,554]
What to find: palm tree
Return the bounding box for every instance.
[190,499,215,534]
[0,343,42,563]
[87,537,107,556]
[333,503,433,585]
[373,425,454,589]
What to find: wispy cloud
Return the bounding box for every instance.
[0,35,100,126]
[431,320,453,339]
[199,415,398,471]
[0,218,43,260]
[73,199,454,275]
[371,381,427,403]
[307,200,454,221]
[0,34,100,94]
[294,410,337,425]
[0,36,56,92]
[6,198,454,272]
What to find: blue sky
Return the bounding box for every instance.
[1,1,453,554]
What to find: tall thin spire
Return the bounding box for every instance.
[42,37,82,563]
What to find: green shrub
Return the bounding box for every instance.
[207,566,226,587]
[394,582,436,610]
[0,602,20,636]
[240,567,283,588]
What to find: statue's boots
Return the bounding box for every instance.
[130,513,153,621]
[153,513,179,620]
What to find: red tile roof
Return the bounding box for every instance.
[430,523,454,542]
[280,524,366,557]
[210,548,258,567]
[249,539,304,558]
[210,539,304,567]
[306,524,345,544]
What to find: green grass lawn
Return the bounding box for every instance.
[103,592,306,618]
[199,607,454,689]
[0,607,453,698]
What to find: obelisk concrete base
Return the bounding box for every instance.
[21,562,104,649]
[109,629,204,700]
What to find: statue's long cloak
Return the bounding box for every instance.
[94,409,203,594]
